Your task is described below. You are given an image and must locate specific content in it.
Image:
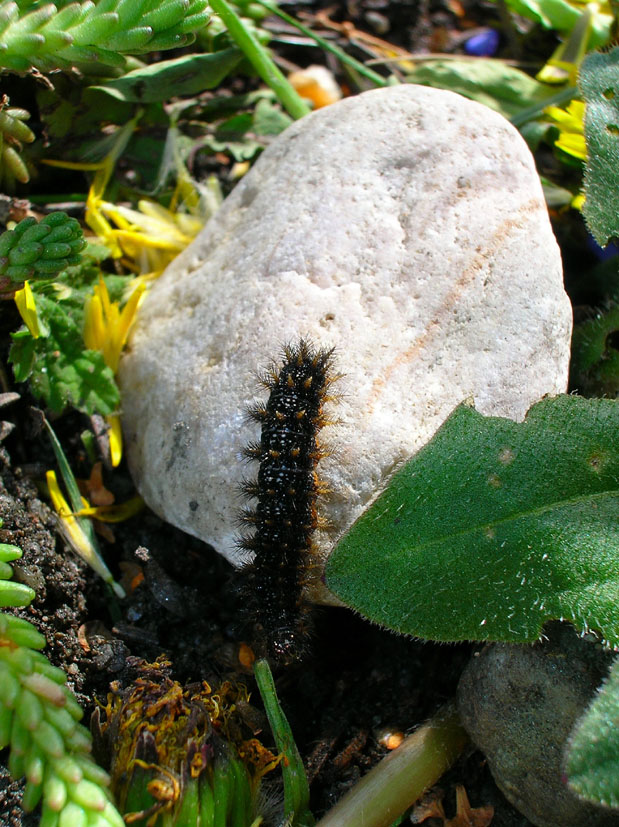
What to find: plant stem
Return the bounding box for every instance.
[255,0,390,89]
[254,658,314,826]
[207,0,311,120]
[316,702,468,827]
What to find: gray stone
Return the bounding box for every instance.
[457,624,619,827]
[119,84,571,599]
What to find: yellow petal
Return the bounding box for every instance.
[571,192,586,210]
[107,412,123,467]
[14,280,42,338]
[83,293,105,353]
[46,470,126,598]
[556,132,587,160]
[118,282,146,342]
[76,496,144,523]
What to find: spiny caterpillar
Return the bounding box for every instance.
[238,340,337,664]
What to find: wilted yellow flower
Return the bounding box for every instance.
[46,470,125,597]
[91,196,204,279]
[545,99,587,160]
[83,276,146,465]
[96,664,280,825]
[47,121,219,279]
[288,65,342,108]
[14,280,43,338]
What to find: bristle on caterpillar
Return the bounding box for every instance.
[237,339,337,664]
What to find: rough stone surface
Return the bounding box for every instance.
[457,624,619,827]
[119,84,571,595]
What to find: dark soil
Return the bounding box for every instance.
[0,399,531,825]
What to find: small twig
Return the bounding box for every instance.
[316,702,468,827]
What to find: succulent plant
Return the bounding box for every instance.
[0,0,210,75]
[0,96,35,186]
[0,538,125,826]
[0,211,86,283]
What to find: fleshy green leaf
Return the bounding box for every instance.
[580,46,619,247]
[326,396,619,646]
[89,49,243,103]
[567,655,619,809]
[405,58,558,120]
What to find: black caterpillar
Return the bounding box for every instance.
[238,340,337,664]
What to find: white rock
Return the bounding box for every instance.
[119,84,571,600]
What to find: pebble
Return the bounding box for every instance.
[457,623,619,827]
[119,84,571,599]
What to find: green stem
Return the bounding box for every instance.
[253,659,313,826]
[254,0,390,89]
[510,84,578,128]
[316,702,468,827]
[207,0,310,119]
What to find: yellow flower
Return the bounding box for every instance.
[92,196,204,280]
[46,470,125,597]
[545,99,587,160]
[83,276,146,465]
[83,276,146,374]
[46,121,218,278]
[14,280,44,338]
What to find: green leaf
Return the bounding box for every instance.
[405,58,559,120]
[8,330,37,383]
[89,49,243,103]
[580,46,619,247]
[202,113,265,161]
[570,304,619,398]
[491,0,613,48]
[567,655,619,809]
[252,97,292,135]
[326,396,619,646]
[8,295,119,416]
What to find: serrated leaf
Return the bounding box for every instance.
[8,295,119,416]
[580,46,619,247]
[89,49,243,103]
[202,113,264,161]
[326,396,619,646]
[567,655,619,809]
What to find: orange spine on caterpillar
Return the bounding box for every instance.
[237,339,338,664]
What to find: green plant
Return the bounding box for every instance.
[580,45,619,247]
[0,538,125,826]
[571,303,619,397]
[5,212,127,417]
[326,394,619,816]
[96,660,276,826]
[0,211,86,286]
[0,96,34,187]
[0,0,210,75]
